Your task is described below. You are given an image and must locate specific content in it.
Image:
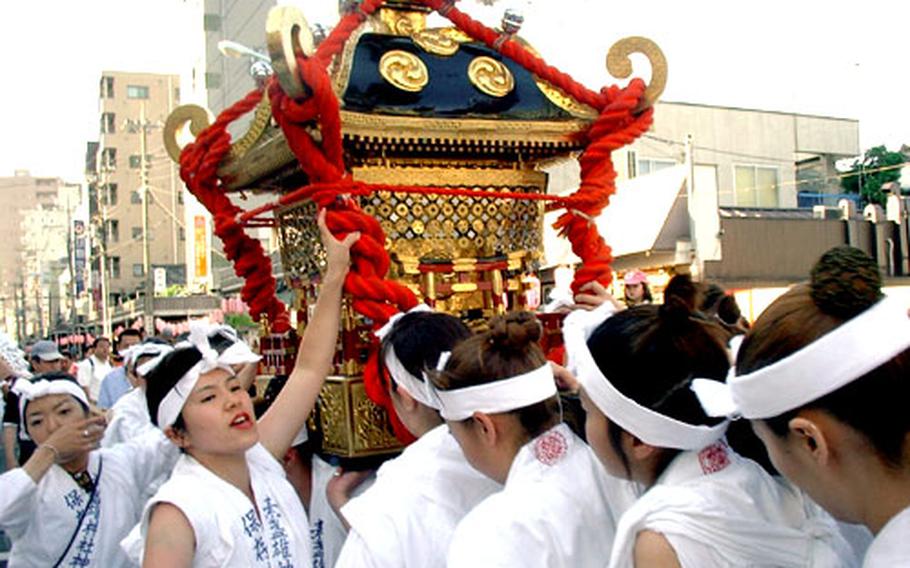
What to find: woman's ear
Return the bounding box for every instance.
[626,432,661,462]
[472,412,499,448]
[165,425,190,449]
[391,383,420,413]
[788,415,831,467]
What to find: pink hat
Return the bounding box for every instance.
[624,270,648,285]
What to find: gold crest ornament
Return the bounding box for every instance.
[379,50,430,93]
[467,56,515,98]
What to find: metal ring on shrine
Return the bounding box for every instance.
[83,429,90,438]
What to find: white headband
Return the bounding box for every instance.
[14,378,91,440]
[374,303,434,340]
[156,322,261,428]
[384,346,440,409]
[434,363,557,422]
[693,295,910,420]
[563,303,729,451]
[126,343,174,371]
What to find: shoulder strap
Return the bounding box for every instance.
[53,457,104,568]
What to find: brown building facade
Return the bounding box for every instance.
[94,71,186,305]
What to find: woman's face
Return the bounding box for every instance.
[625,283,645,303]
[25,393,89,444]
[581,389,630,479]
[750,419,853,522]
[175,368,258,456]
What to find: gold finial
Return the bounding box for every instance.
[163,105,213,163]
[606,36,667,112]
[266,6,316,100]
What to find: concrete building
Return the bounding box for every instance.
[200,0,275,116]
[615,101,860,209]
[93,71,186,308]
[0,172,79,339]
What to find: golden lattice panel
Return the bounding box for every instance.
[276,199,326,284]
[362,188,543,260]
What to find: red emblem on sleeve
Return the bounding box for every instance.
[698,441,731,475]
[534,430,568,466]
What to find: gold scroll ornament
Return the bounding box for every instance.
[606,36,667,112]
[379,50,429,93]
[468,56,515,98]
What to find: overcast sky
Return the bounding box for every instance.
[1,0,907,180]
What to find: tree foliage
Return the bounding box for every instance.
[840,145,906,206]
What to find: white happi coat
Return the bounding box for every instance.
[608,440,859,568]
[863,505,910,567]
[447,423,635,567]
[0,430,177,567]
[137,442,311,567]
[335,424,501,568]
[308,455,375,568]
[102,388,154,448]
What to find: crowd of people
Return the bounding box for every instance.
[1,230,907,566]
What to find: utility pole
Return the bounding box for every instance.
[133,102,156,331]
[65,187,78,331]
[684,133,702,280]
[96,167,112,338]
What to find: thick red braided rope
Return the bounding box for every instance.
[179,89,291,333]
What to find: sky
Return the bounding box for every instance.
[1,0,907,181]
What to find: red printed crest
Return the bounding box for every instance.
[698,441,731,475]
[534,430,568,466]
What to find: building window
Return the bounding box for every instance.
[130,190,141,204]
[129,155,142,169]
[177,191,184,205]
[734,164,779,208]
[205,72,223,89]
[179,227,186,241]
[106,220,119,243]
[203,13,222,31]
[110,256,121,279]
[638,157,676,176]
[132,227,142,240]
[133,264,145,277]
[106,183,118,206]
[100,76,114,99]
[101,112,116,134]
[127,85,149,99]
[101,148,116,169]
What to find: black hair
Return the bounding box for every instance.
[432,311,559,438]
[118,329,143,342]
[144,347,204,428]
[586,299,730,477]
[738,246,910,469]
[380,311,471,394]
[92,337,111,348]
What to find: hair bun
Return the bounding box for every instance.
[488,311,541,351]
[810,246,882,319]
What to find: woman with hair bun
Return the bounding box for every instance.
[694,246,910,567]
[332,307,500,567]
[434,311,630,567]
[567,292,856,567]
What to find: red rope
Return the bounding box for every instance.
[179,89,291,333]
